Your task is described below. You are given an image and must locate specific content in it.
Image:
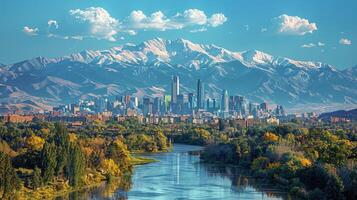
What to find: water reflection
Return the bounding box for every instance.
[201,164,292,200]
[62,144,293,200]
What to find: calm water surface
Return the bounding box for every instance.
[64,144,292,200]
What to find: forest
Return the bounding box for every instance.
[0,119,170,199]
[0,118,356,199]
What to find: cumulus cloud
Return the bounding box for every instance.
[125,9,227,31]
[42,7,227,41]
[127,10,180,30]
[275,14,317,35]
[339,38,352,45]
[208,13,227,27]
[69,7,119,41]
[23,26,39,36]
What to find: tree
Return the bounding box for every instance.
[107,139,132,172]
[41,142,57,184]
[68,143,86,187]
[31,167,41,189]
[54,123,70,176]
[26,135,45,151]
[0,152,21,198]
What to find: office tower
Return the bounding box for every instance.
[177,94,185,114]
[131,96,139,107]
[124,95,131,105]
[212,98,216,111]
[96,98,107,113]
[171,76,179,104]
[153,97,161,115]
[248,103,253,115]
[260,102,268,112]
[276,105,285,116]
[188,93,194,110]
[70,103,79,114]
[229,96,235,111]
[221,89,229,112]
[197,79,205,110]
[143,97,153,116]
[116,95,124,103]
[206,98,210,110]
[164,95,171,113]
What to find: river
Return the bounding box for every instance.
[63,144,293,200]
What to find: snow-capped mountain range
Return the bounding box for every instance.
[0,38,356,113]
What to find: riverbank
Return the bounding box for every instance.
[16,155,156,200]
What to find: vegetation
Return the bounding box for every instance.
[0,117,355,199]
[201,125,357,200]
[0,120,171,199]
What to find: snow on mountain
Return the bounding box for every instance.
[0,38,356,113]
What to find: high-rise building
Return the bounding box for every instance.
[212,98,217,111]
[206,98,210,110]
[260,102,268,112]
[188,93,194,110]
[197,79,205,110]
[153,97,161,115]
[221,89,229,112]
[143,97,153,116]
[229,96,235,111]
[171,76,179,104]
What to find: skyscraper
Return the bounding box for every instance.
[197,79,204,110]
[188,93,194,110]
[171,76,179,104]
[221,89,229,113]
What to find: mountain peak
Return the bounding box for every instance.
[241,49,273,65]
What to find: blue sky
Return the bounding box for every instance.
[0,0,356,69]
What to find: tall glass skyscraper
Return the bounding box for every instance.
[221,89,229,112]
[197,79,204,110]
[171,76,179,104]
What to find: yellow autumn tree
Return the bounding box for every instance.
[100,159,121,176]
[26,135,45,151]
[263,132,279,142]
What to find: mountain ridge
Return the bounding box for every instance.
[0,38,356,113]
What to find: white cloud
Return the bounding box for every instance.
[301,42,325,48]
[317,42,325,47]
[127,10,180,30]
[23,26,39,36]
[183,9,207,25]
[47,20,59,29]
[190,27,207,33]
[276,14,317,35]
[301,43,316,48]
[339,38,352,45]
[208,13,227,27]
[125,9,227,31]
[69,7,119,41]
[45,7,227,41]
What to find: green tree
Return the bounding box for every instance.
[107,139,132,172]
[41,142,57,184]
[68,143,86,187]
[31,167,41,189]
[54,123,70,176]
[0,152,21,199]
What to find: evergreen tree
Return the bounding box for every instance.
[31,167,41,190]
[41,142,57,184]
[54,123,70,176]
[68,143,86,187]
[0,152,21,199]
